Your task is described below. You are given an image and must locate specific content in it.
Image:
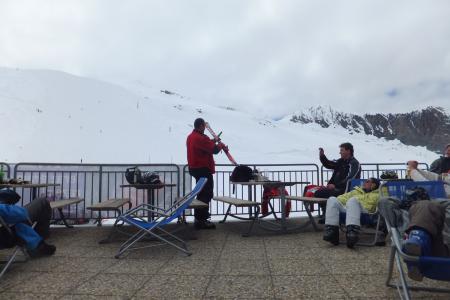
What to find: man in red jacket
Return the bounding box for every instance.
[187,118,227,229]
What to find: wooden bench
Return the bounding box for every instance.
[213,196,261,236]
[285,196,327,231]
[188,199,209,209]
[50,198,84,228]
[87,198,132,227]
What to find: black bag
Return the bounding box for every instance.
[230,165,254,182]
[141,172,162,185]
[125,167,142,184]
[400,186,430,210]
[380,170,398,180]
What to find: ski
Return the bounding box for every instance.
[205,122,238,165]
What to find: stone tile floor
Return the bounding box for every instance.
[1,218,450,299]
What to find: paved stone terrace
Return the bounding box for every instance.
[1,219,450,299]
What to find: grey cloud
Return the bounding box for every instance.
[1,0,449,117]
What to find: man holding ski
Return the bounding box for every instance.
[186,118,228,229]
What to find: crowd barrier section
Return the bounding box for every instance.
[0,161,429,222]
[321,163,429,185]
[12,163,180,222]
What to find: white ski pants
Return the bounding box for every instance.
[325,196,367,227]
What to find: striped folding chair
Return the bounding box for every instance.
[115,177,207,258]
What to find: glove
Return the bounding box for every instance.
[217,142,229,152]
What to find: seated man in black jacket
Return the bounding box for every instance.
[315,142,361,222]
[430,143,450,175]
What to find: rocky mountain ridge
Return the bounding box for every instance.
[290,106,450,153]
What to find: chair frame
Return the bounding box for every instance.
[114,177,207,258]
[0,216,31,279]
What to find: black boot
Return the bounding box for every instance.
[28,240,56,258]
[194,220,216,230]
[323,225,339,245]
[346,225,360,248]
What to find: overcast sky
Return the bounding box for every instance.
[1,0,450,118]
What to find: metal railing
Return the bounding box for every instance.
[0,161,430,221]
[12,163,180,222]
[183,163,320,217]
[321,162,429,185]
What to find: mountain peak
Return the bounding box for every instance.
[291,106,450,153]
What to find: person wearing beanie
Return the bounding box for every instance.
[323,178,381,248]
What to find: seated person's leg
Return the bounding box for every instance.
[25,197,52,239]
[323,197,344,245]
[314,188,341,223]
[14,223,56,257]
[345,197,364,248]
[407,201,448,257]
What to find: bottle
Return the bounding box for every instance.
[405,168,411,180]
[0,165,4,183]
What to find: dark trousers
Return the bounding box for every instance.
[189,168,214,222]
[409,201,450,257]
[314,187,344,214]
[25,197,51,239]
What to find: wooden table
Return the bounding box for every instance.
[231,181,310,233]
[120,183,176,219]
[0,183,60,200]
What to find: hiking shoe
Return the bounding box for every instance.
[323,225,339,245]
[403,229,431,281]
[194,220,216,230]
[346,225,360,248]
[28,241,56,258]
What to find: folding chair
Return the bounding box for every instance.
[380,180,450,300]
[339,178,385,246]
[0,216,30,279]
[115,177,207,258]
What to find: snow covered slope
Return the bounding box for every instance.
[0,67,439,165]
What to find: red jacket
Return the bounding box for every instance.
[186,130,217,173]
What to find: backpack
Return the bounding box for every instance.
[230,165,254,182]
[400,186,430,210]
[125,167,162,185]
[141,172,162,185]
[125,167,142,184]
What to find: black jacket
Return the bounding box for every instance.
[430,157,450,174]
[320,154,361,193]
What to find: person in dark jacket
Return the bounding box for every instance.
[430,143,450,175]
[186,118,227,229]
[314,143,361,222]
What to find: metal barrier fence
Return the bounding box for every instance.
[12,163,180,222]
[0,161,430,221]
[183,164,320,217]
[321,163,429,185]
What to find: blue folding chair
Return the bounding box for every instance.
[339,178,385,246]
[115,177,207,258]
[381,180,450,300]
